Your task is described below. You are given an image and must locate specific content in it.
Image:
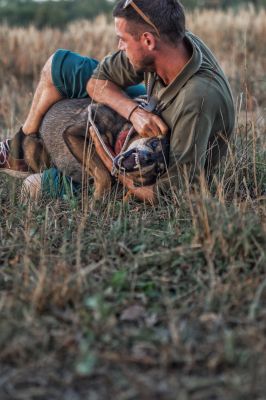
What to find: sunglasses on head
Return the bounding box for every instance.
[123,0,160,37]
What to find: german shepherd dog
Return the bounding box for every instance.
[22,98,169,200]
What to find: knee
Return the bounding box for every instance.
[40,54,54,85]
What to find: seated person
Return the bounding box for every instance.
[0,0,235,203]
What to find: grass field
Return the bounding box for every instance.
[0,8,265,400]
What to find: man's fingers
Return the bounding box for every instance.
[153,115,168,136]
[131,109,169,137]
[141,118,168,137]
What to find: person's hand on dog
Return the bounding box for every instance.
[129,107,168,138]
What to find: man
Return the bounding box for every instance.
[0,0,235,203]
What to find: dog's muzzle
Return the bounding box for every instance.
[113,136,170,186]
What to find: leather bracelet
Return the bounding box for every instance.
[127,105,139,121]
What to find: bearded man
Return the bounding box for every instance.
[0,0,235,203]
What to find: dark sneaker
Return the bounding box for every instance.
[0,137,31,178]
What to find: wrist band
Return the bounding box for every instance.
[127,105,139,121]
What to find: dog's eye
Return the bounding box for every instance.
[148,139,160,151]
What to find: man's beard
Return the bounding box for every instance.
[134,54,156,74]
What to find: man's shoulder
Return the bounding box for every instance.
[165,74,233,124]
[179,74,221,107]
[99,50,131,70]
[91,50,144,86]
[181,62,234,111]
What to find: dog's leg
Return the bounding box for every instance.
[88,153,112,201]
[63,125,112,200]
[23,135,51,173]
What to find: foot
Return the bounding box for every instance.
[0,138,31,178]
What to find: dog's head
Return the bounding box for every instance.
[113,135,169,186]
[89,104,170,186]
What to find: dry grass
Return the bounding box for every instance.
[0,8,265,400]
[0,7,265,102]
[1,8,265,132]
[0,15,115,80]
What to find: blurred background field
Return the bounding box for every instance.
[0,1,265,400]
[0,5,265,131]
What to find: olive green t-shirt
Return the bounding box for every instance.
[91,32,235,195]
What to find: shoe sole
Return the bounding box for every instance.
[0,169,31,179]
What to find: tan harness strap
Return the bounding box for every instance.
[130,2,160,37]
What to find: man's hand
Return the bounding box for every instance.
[89,127,155,204]
[87,79,168,139]
[130,107,168,138]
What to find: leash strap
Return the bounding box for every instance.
[87,105,115,162]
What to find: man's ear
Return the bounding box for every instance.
[141,32,156,50]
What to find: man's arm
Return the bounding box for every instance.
[87,78,137,122]
[89,126,156,204]
[87,78,168,138]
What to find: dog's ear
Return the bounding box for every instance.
[62,123,90,165]
[89,104,127,137]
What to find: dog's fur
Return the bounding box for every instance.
[23,98,169,200]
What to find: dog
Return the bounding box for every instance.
[23,98,170,200]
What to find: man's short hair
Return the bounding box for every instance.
[113,0,186,45]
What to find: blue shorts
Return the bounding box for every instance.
[51,49,146,99]
[41,168,81,199]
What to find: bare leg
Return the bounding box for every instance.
[23,54,63,135]
[0,54,63,175]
